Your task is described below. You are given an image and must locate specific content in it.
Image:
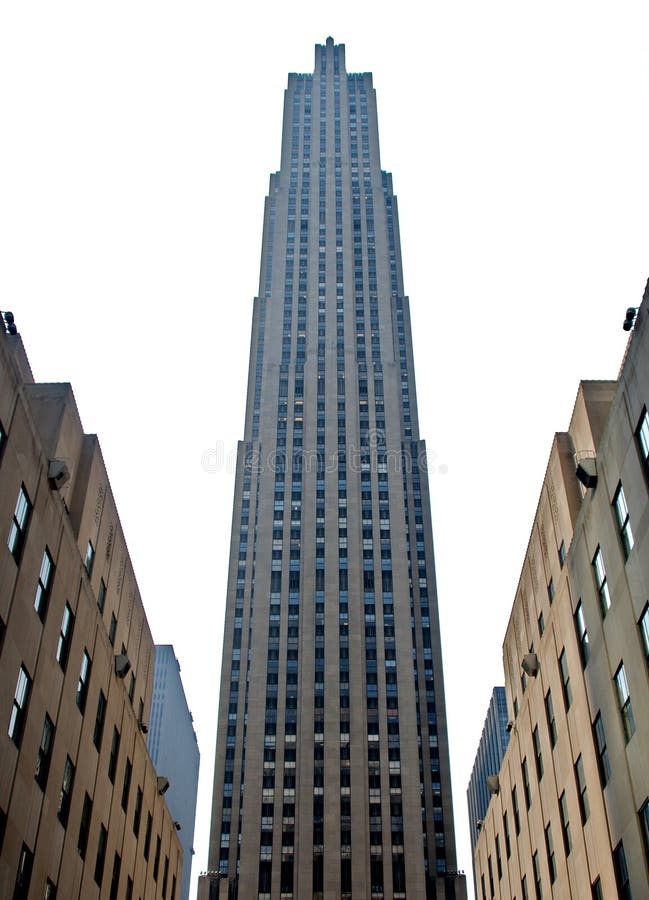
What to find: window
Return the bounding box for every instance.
[35,714,55,789]
[121,758,132,811]
[108,727,120,783]
[13,843,33,900]
[78,793,93,859]
[76,650,91,713]
[153,835,161,881]
[93,691,107,750]
[0,419,6,460]
[636,406,649,477]
[614,662,635,742]
[7,484,31,562]
[545,823,556,884]
[558,540,566,568]
[97,578,106,613]
[613,841,631,900]
[133,787,143,836]
[512,786,521,835]
[84,540,95,576]
[94,824,108,886]
[547,578,555,604]
[592,547,611,616]
[44,878,57,899]
[613,483,634,558]
[143,812,152,860]
[591,877,603,900]
[574,601,590,666]
[522,757,531,809]
[503,811,511,858]
[533,726,543,780]
[593,713,611,786]
[640,604,649,665]
[575,755,589,823]
[57,756,75,827]
[109,613,117,646]
[109,852,121,900]
[640,799,649,869]
[8,664,31,747]
[56,603,74,670]
[559,649,572,710]
[34,548,55,621]
[544,690,557,748]
[559,791,571,855]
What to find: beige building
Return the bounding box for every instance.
[0,324,182,899]
[473,294,649,898]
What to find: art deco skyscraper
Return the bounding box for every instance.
[204,39,466,900]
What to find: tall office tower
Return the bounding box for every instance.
[466,687,510,893]
[149,645,200,900]
[203,39,466,900]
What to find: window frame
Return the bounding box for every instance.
[612,482,634,559]
[8,664,32,747]
[34,547,55,622]
[592,547,611,616]
[614,662,635,743]
[7,484,31,563]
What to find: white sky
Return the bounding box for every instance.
[2,3,649,897]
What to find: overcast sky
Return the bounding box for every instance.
[2,2,649,897]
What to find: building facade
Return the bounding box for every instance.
[0,323,183,899]
[202,39,465,900]
[466,688,509,868]
[473,292,649,898]
[149,645,200,900]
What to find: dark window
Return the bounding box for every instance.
[532,850,542,900]
[593,713,611,786]
[512,786,521,835]
[639,604,649,666]
[76,650,91,713]
[593,547,610,616]
[533,726,543,780]
[57,756,75,827]
[108,727,120,783]
[591,877,603,900]
[78,793,93,859]
[575,755,589,823]
[35,713,55,789]
[84,540,95,576]
[93,691,107,750]
[559,648,572,710]
[636,406,649,479]
[545,690,557,748]
[109,852,121,900]
[545,823,556,884]
[613,841,631,900]
[121,758,132,811]
[97,578,106,613]
[639,799,649,870]
[13,842,33,900]
[94,824,107,886]
[153,836,161,881]
[143,813,152,860]
[7,485,31,562]
[614,662,635,742]
[56,604,74,670]
[522,757,531,809]
[8,665,31,747]
[574,601,590,666]
[133,787,143,836]
[34,548,55,621]
[558,540,566,567]
[613,483,634,558]
[44,878,57,900]
[559,790,572,855]
[109,613,117,646]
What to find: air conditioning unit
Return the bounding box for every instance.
[48,459,70,490]
[114,653,131,679]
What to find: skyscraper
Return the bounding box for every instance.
[203,39,466,900]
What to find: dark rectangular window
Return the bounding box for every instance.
[84,540,95,576]
[143,813,152,860]
[613,483,634,558]
[13,842,33,900]
[591,877,603,900]
[532,850,542,900]
[593,547,610,616]
[544,689,557,748]
[522,757,531,809]
[533,726,543,780]
[121,758,132,811]
[97,578,106,613]
[77,793,93,859]
[593,713,611,786]
[636,406,649,479]
[133,787,143,836]
[613,841,631,900]
[109,613,117,646]
[109,852,121,900]
[76,650,91,713]
[575,755,589,823]
[93,691,107,750]
[574,601,590,666]
[35,713,55,789]
[559,648,572,710]
[559,790,572,855]
[7,484,31,562]
[56,604,74,671]
[545,822,556,884]
[639,604,649,666]
[94,824,107,886]
[614,662,635,742]
[512,786,520,835]
[57,756,75,827]
[108,726,120,783]
[44,878,56,900]
[162,856,169,899]
[34,548,55,621]
[8,664,31,747]
[639,799,649,870]
[153,835,161,881]
[558,540,566,567]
